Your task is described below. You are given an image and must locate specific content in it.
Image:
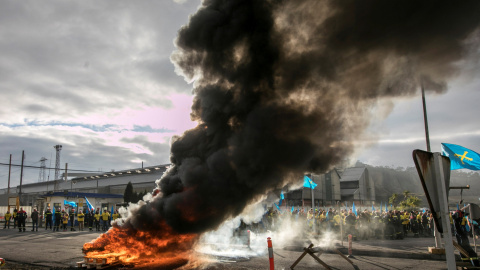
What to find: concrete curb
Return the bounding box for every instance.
[282,245,449,261]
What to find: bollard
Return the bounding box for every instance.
[267,237,274,270]
[247,230,251,249]
[348,234,354,258]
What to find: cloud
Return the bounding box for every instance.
[0,1,201,124]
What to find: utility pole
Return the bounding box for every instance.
[65,163,68,181]
[7,154,12,195]
[19,151,25,202]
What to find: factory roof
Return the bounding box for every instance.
[340,167,366,182]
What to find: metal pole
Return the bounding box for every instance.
[471,204,477,253]
[311,188,314,210]
[65,163,68,181]
[19,150,25,203]
[311,186,315,233]
[421,85,431,152]
[435,153,456,270]
[7,154,12,195]
[422,85,442,249]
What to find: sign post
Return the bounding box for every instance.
[413,150,456,270]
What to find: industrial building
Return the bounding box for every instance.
[282,166,374,209]
[340,167,376,204]
[0,164,169,215]
[0,163,376,220]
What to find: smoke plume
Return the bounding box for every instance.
[165,0,480,233]
[84,0,480,263]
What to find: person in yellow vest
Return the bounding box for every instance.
[402,211,410,236]
[333,212,341,234]
[311,209,319,232]
[61,210,69,231]
[94,210,101,231]
[12,209,17,229]
[319,210,327,232]
[306,209,314,230]
[77,210,85,231]
[416,212,423,236]
[3,211,11,229]
[101,208,110,231]
[112,210,120,222]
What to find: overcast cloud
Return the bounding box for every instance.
[1,0,480,189]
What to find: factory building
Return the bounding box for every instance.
[340,166,375,204]
[0,164,169,215]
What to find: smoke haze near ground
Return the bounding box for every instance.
[115,0,480,238]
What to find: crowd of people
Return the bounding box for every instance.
[3,205,478,245]
[2,207,120,232]
[261,207,478,241]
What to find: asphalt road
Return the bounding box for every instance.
[0,228,450,270]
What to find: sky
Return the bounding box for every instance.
[1,0,480,189]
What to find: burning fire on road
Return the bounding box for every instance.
[83,223,198,268]
[83,0,480,268]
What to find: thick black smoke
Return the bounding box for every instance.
[127,0,480,234]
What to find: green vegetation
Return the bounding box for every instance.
[123,182,148,203]
[388,190,421,210]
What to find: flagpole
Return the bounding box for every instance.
[421,84,431,152]
[311,183,315,233]
[471,204,477,253]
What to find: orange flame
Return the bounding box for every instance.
[83,221,199,268]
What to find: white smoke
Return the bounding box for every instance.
[195,198,342,260]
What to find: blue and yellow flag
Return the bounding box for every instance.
[442,143,480,170]
[274,203,281,211]
[303,175,318,189]
[278,191,284,206]
[64,200,77,208]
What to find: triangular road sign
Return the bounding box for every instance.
[413,149,451,233]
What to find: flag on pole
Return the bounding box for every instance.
[352,202,357,216]
[64,200,77,208]
[303,175,318,189]
[441,143,480,170]
[52,207,56,227]
[85,197,94,212]
[278,191,284,206]
[274,203,281,211]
